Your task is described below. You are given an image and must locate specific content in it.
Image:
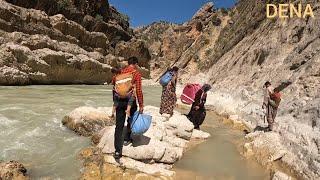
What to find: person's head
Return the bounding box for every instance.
[202,84,212,92]
[111,68,121,74]
[128,56,139,67]
[170,66,179,73]
[264,81,271,88]
[273,87,280,93]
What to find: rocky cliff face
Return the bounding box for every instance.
[135,2,230,80]
[142,1,320,179]
[0,0,150,85]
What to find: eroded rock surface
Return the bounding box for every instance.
[135,2,230,81]
[161,1,320,179]
[0,161,29,180]
[0,0,150,85]
[65,106,210,177]
[62,106,115,136]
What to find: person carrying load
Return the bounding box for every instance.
[186,84,212,130]
[112,57,144,159]
[159,66,179,117]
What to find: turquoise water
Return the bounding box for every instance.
[0,85,161,179]
[0,85,268,179]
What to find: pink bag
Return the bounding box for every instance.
[180,84,202,105]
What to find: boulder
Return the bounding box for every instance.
[0,66,30,85]
[69,105,210,176]
[62,106,115,136]
[272,171,292,180]
[0,161,29,180]
[191,129,211,139]
[115,39,151,69]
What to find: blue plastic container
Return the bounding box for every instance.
[159,71,173,86]
[130,112,152,135]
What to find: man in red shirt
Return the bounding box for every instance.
[113,56,144,159]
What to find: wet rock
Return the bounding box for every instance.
[272,171,292,180]
[191,129,211,139]
[0,161,29,180]
[62,106,115,136]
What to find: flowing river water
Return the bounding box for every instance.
[0,85,269,179]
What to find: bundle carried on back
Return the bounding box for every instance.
[114,71,135,98]
[270,92,281,107]
[159,71,174,86]
[180,84,202,105]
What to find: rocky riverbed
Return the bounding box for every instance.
[63,105,210,178]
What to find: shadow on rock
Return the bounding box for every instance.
[132,135,151,147]
[254,126,269,132]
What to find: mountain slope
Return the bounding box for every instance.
[141,1,320,179]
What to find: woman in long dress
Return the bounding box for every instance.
[159,67,179,117]
[187,84,212,129]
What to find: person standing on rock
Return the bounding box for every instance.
[159,66,179,117]
[262,81,273,110]
[262,81,281,131]
[262,81,273,130]
[113,56,144,159]
[266,87,282,131]
[186,84,211,130]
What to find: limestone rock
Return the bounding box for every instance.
[0,66,30,85]
[191,129,211,139]
[115,39,151,70]
[272,171,292,180]
[135,2,228,80]
[62,106,115,136]
[0,161,29,180]
[0,0,150,85]
[71,106,210,176]
[103,155,175,177]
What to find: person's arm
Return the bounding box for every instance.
[268,99,277,108]
[112,75,116,85]
[199,93,207,108]
[134,72,144,112]
[193,90,202,110]
[167,73,177,90]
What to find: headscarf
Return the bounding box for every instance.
[202,84,212,92]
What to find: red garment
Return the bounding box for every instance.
[112,65,143,107]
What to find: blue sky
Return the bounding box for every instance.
[109,0,236,27]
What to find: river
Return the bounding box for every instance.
[0,85,269,179]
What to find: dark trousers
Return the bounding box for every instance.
[114,99,137,154]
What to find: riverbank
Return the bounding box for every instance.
[175,84,318,179]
